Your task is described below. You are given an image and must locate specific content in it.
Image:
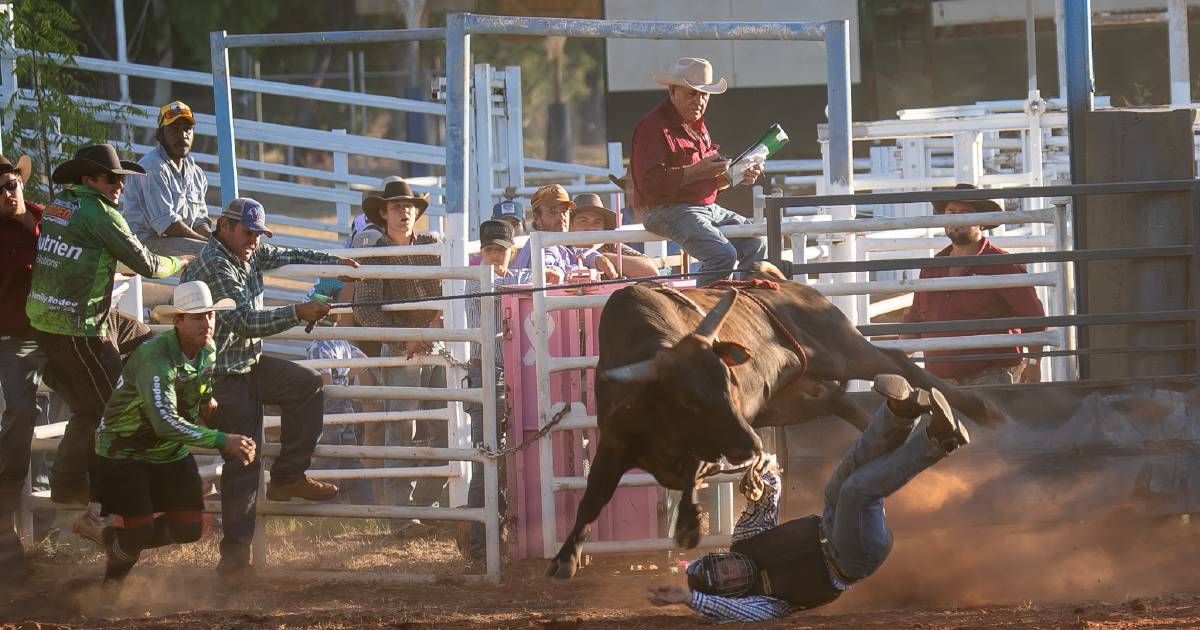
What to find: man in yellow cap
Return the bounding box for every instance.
[122,100,211,256]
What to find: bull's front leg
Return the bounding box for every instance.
[673,461,714,550]
[546,440,629,579]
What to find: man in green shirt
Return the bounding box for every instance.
[89,280,255,585]
[27,144,190,504]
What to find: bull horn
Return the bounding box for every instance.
[603,358,657,383]
[693,290,739,342]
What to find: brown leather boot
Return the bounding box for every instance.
[266,476,338,502]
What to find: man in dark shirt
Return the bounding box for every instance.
[630,57,765,285]
[0,154,43,582]
[648,375,970,623]
[904,184,1047,385]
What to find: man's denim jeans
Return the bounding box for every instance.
[821,403,949,581]
[642,203,767,284]
[0,336,43,512]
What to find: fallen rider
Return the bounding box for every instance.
[648,374,971,623]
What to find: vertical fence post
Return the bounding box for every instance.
[113,0,131,146]
[823,19,858,325]
[528,231,557,559]
[444,13,473,509]
[1053,202,1078,380]
[210,31,239,204]
[332,129,350,239]
[472,63,494,237]
[1168,0,1191,106]
[503,66,525,194]
[476,264,501,581]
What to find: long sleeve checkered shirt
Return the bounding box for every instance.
[352,233,442,353]
[181,236,340,375]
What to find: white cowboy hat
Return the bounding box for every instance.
[653,57,728,95]
[152,281,236,318]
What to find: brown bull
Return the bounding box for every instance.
[545,264,1000,579]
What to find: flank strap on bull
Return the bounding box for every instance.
[706,279,810,378]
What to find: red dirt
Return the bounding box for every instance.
[4,560,1200,629]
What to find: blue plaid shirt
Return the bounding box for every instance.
[182,236,340,375]
[687,471,850,623]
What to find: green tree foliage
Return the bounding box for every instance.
[1,0,131,203]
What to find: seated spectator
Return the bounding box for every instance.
[569,193,661,278]
[121,101,211,256]
[511,184,614,281]
[903,184,1047,385]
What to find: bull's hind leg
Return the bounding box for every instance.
[546,440,629,579]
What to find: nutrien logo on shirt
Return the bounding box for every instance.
[37,233,84,261]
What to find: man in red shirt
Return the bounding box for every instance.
[903,184,1047,385]
[630,58,764,284]
[0,154,43,582]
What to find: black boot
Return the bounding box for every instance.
[925,388,970,453]
[101,527,138,583]
[872,374,932,419]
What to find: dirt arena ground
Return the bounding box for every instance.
[4,513,1200,630]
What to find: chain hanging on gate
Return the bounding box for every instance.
[477,403,572,459]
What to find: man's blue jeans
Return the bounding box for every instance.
[642,203,767,284]
[0,336,43,514]
[821,403,949,581]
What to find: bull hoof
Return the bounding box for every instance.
[674,525,701,550]
[545,555,578,579]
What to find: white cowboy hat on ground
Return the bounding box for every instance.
[153,281,236,318]
[653,57,728,94]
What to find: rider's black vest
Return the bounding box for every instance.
[731,515,844,610]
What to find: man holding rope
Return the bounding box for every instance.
[181,197,358,577]
[648,375,970,622]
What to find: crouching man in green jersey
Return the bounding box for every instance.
[89,281,255,584]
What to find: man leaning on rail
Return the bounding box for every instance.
[902,184,1047,386]
[180,196,359,578]
[630,57,766,285]
[352,177,447,540]
[648,375,970,623]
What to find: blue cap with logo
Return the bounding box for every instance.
[492,199,525,222]
[221,197,274,237]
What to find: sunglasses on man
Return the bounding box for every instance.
[0,179,20,193]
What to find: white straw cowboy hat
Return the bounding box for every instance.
[653,57,728,95]
[153,281,236,319]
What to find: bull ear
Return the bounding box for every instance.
[602,358,658,383]
[694,290,739,343]
[713,342,752,367]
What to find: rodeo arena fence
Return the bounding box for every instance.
[5,4,1200,583]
